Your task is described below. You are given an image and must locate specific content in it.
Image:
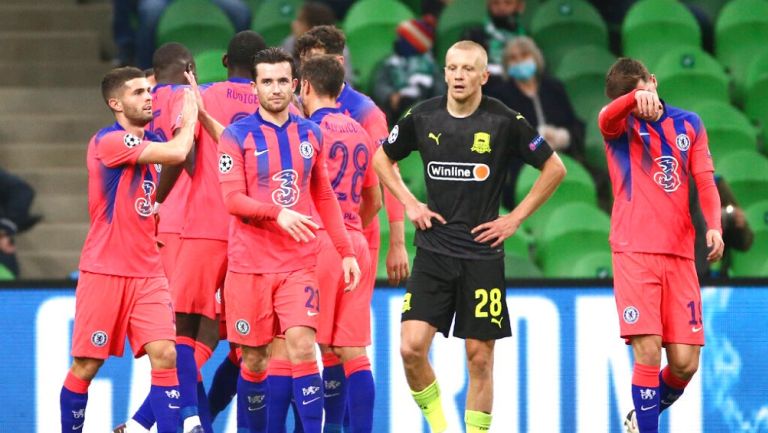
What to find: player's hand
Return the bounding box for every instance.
[180,88,198,128]
[405,200,446,230]
[706,229,725,262]
[634,90,662,120]
[183,70,206,117]
[342,256,361,292]
[276,208,319,242]
[471,214,523,248]
[386,242,410,286]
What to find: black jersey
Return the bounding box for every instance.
[383,95,554,259]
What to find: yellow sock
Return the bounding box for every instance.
[465,410,492,433]
[411,380,447,433]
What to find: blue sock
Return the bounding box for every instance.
[177,338,200,423]
[198,381,214,433]
[292,362,323,433]
[149,368,181,433]
[322,360,346,433]
[342,402,350,433]
[659,367,689,413]
[291,400,304,433]
[60,372,89,433]
[209,352,240,421]
[239,368,269,433]
[237,385,248,433]
[267,359,294,433]
[632,363,660,433]
[132,395,155,429]
[345,357,375,433]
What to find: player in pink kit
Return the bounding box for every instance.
[294,26,408,427]
[597,58,725,433]
[146,43,195,279]
[302,55,381,433]
[59,67,197,433]
[215,48,361,433]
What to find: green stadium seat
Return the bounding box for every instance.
[686,0,729,22]
[584,110,607,172]
[622,0,701,68]
[157,0,235,54]
[717,150,768,208]
[530,0,608,71]
[693,102,758,163]
[435,0,486,66]
[505,255,544,278]
[654,48,730,110]
[243,0,263,14]
[0,264,13,281]
[251,0,303,47]
[535,202,611,276]
[519,0,545,30]
[542,249,613,278]
[729,200,768,277]
[715,0,768,103]
[343,0,414,93]
[516,154,598,236]
[194,50,227,84]
[743,50,768,151]
[554,45,615,122]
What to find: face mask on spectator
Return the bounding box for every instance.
[507,58,537,80]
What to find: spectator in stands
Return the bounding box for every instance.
[282,2,354,82]
[462,0,527,76]
[112,0,251,69]
[484,37,584,208]
[0,167,40,235]
[692,176,754,277]
[372,0,446,124]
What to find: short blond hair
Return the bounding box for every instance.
[446,40,488,69]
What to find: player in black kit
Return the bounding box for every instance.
[373,40,567,433]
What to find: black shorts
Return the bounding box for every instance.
[402,248,512,340]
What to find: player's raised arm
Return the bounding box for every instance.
[137,89,198,164]
[184,70,226,142]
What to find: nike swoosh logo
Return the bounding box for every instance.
[248,405,266,411]
[168,404,180,409]
[692,326,703,332]
[72,423,84,430]
[307,311,319,316]
[640,405,657,411]
[302,397,321,405]
[639,132,650,136]
[255,149,269,156]
[325,392,340,398]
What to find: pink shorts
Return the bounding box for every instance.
[224,267,320,347]
[72,272,176,359]
[158,232,182,280]
[613,252,704,345]
[316,231,373,347]
[170,238,227,319]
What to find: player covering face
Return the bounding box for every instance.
[598,58,724,433]
[373,41,566,433]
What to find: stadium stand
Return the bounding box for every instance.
[343,0,415,93]
[744,49,768,150]
[0,0,112,278]
[694,102,759,163]
[729,200,768,277]
[653,47,729,110]
[622,0,702,68]
[156,0,236,55]
[554,44,615,122]
[195,49,229,83]
[251,0,303,46]
[717,150,768,209]
[434,0,486,67]
[529,0,608,71]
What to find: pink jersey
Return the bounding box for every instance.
[148,84,191,235]
[336,83,403,249]
[309,108,377,233]
[599,91,715,259]
[79,124,164,277]
[218,110,328,273]
[182,78,259,240]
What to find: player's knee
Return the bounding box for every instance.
[288,337,316,362]
[669,356,699,380]
[241,352,268,373]
[400,340,427,366]
[71,357,104,381]
[149,343,177,369]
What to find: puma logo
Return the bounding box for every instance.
[428,132,441,145]
[491,316,504,328]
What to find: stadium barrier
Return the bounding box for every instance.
[1,280,766,433]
